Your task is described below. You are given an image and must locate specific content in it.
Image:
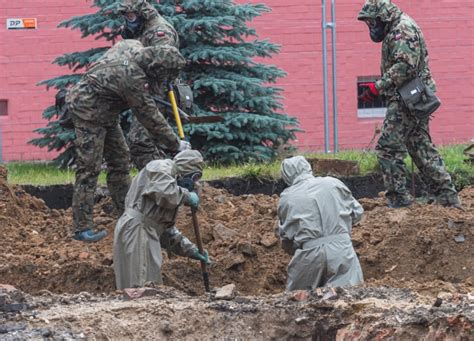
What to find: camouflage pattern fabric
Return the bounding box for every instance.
[68,40,184,233]
[119,0,181,170]
[358,0,460,206]
[128,115,166,170]
[119,0,180,48]
[375,101,458,205]
[68,41,183,147]
[72,118,131,232]
[358,0,435,100]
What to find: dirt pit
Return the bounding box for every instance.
[1,165,473,339]
[1,285,473,340]
[0,165,472,299]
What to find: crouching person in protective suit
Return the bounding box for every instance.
[113,150,210,290]
[276,156,364,291]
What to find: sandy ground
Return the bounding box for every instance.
[0,165,473,339]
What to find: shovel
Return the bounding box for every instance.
[153,97,223,124]
[168,83,211,292]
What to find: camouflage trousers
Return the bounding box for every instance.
[128,112,166,171]
[375,100,459,204]
[72,117,131,233]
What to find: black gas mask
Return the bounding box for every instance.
[121,12,144,39]
[366,17,386,43]
[177,172,202,193]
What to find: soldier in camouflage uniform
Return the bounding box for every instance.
[119,0,182,170]
[357,0,461,209]
[67,40,189,242]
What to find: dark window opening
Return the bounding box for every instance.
[0,100,8,116]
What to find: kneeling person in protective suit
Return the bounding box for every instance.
[113,150,210,290]
[276,156,364,291]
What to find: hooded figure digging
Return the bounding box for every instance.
[113,150,210,290]
[276,156,364,291]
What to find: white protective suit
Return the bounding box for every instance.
[277,156,364,291]
[113,150,203,290]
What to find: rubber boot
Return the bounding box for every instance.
[73,229,108,243]
[387,196,413,209]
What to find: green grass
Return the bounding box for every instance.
[7,162,77,185]
[438,144,474,189]
[5,144,472,187]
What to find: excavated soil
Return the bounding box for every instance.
[0,165,473,298]
[1,286,473,340]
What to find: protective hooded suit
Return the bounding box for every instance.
[277,156,364,291]
[113,150,206,290]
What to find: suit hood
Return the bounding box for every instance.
[119,0,158,21]
[357,0,402,23]
[281,156,313,186]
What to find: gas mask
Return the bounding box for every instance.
[123,13,144,38]
[366,17,386,43]
[177,171,202,196]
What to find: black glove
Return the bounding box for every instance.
[121,27,136,39]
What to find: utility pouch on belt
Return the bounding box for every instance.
[173,83,194,113]
[55,88,74,129]
[398,76,441,120]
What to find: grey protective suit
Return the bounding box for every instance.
[277,156,364,291]
[113,150,204,290]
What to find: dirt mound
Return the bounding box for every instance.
[355,188,474,295]
[0,164,472,297]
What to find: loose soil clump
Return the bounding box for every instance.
[0,165,472,297]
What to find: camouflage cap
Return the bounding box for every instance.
[173,150,204,177]
[357,0,402,23]
[134,44,186,79]
[118,0,156,20]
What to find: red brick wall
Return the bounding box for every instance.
[0,0,472,161]
[245,0,474,151]
[0,0,105,161]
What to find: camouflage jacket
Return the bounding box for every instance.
[67,40,183,151]
[120,0,179,48]
[358,0,436,99]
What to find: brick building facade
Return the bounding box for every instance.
[0,0,472,161]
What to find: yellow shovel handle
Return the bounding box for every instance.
[168,88,185,139]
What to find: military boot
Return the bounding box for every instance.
[387,195,413,209]
[436,194,463,210]
[416,192,436,205]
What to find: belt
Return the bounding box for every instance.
[124,208,159,229]
[302,233,351,250]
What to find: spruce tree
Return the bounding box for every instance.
[30,0,299,166]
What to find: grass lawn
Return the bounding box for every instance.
[5,144,473,188]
